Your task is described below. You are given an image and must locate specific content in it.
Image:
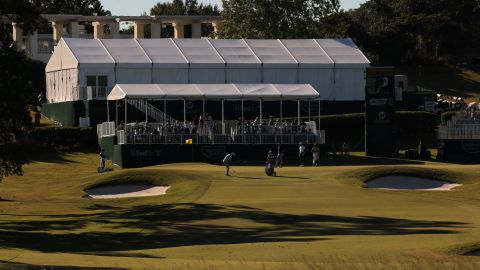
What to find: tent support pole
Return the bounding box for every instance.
[124,98,127,124]
[297,99,300,124]
[202,98,205,120]
[183,99,186,126]
[241,99,244,143]
[164,98,167,136]
[221,99,225,135]
[308,99,311,122]
[259,98,263,122]
[107,100,110,122]
[318,98,321,142]
[280,99,283,123]
[145,99,148,123]
[115,100,118,127]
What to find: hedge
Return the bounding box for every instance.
[317,111,438,136]
[28,126,97,146]
[441,111,458,124]
[395,111,438,134]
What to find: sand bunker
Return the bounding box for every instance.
[366,176,461,191]
[85,184,170,199]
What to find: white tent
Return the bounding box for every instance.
[245,39,298,84]
[136,39,189,83]
[316,39,370,101]
[281,39,335,100]
[100,39,152,84]
[108,84,319,100]
[209,39,262,83]
[174,39,225,83]
[46,38,370,104]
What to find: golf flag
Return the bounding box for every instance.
[185,138,193,144]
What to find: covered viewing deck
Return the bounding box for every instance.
[97,84,325,145]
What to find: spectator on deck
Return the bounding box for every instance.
[311,144,320,166]
[34,111,41,128]
[299,142,306,167]
[276,143,285,168]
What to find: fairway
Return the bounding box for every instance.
[1,152,480,269]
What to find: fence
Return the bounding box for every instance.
[97,122,116,138]
[122,131,325,145]
[438,111,480,140]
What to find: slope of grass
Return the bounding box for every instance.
[397,64,480,99]
[1,152,480,269]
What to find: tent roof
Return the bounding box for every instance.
[136,39,188,68]
[316,39,370,68]
[173,39,225,68]
[245,39,298,68]
[99,39,151,68]
[281,39,334,68]
[63,38,114,65]
[51,38,370,70]
[108,84,319,100]
[209,39,261,68]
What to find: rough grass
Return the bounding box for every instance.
[1,152,480,269]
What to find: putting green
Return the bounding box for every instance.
[1,152,480,269]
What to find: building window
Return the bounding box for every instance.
[86,75,108,98]
[38,38,53,54]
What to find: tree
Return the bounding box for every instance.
[150,0,220,37]
[150,0,220,16]
[0,0,42,182]
[217,0,340,39]
[348,0,480,64]
[31,0,111,16]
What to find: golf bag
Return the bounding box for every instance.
[265,162,276,176]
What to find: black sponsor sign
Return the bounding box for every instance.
[201,145,226,160]
[365,71,397,157]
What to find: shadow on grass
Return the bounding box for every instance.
[23,151,83,165]
[319,155,425,166]
[274,175,310,180]
[0,204,467,253]
[0,261,125,270]
[216,155,425,168]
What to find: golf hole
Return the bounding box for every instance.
[85,184,170,199]
[366,175,461,191]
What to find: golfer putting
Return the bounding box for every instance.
[223,152,235,176]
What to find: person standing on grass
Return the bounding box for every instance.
[276,143,285,168]
[34,111,41,128]
[223,152,235,176]
[299,142,306,167]
[311,144,320,166]
[99,149,106,171]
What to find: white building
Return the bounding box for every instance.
[11,14,222,63]
[45,37,370,104]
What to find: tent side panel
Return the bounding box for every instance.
[152,69,189,83]
[116,68,152,84]
[189,69,226,84]
[262,69,298,84]
[299,69,335,101]
[334,69,366,101]
[226,68,261,83]
[78,67,116,96]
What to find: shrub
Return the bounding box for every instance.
[441,111,458,124]
[28,126,97,147]
[395,111,438,135]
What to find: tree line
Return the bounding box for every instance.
[218,0,480,65]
